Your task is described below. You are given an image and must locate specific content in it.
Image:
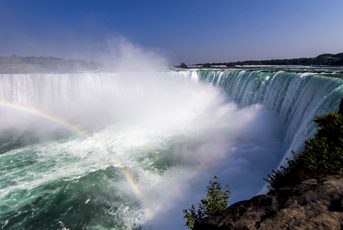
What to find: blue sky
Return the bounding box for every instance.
[0,0,342,65]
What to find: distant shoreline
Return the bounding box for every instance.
[194,52,343,67]
[0,55,113,74]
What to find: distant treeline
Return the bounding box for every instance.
[198,52,343,67]
[0,55,110,73]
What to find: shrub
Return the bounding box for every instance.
[264,112,343,190]
[179,63,188,68]
[183,176,231,229]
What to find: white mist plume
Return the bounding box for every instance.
[99,36,168,71]
[136,101,286,230]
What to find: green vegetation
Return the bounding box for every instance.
[226,63,236,67]
[183,176,231,229]
[179,62,188,68]
[264,111,343,190]
[197,52,343,66]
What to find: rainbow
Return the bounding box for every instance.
[0,100,154,219]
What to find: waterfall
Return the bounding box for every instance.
[172,69,343,165]
[1,70,342,167]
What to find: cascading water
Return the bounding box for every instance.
[175,69,343,159]
[1,68,343,230]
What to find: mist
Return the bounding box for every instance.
[99,36,168,71]
[0,39,289,230]
[140,102,286,229]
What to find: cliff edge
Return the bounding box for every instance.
[193,172,343,230]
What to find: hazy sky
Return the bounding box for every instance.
[0,0,342,65]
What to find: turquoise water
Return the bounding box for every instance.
[1,69,343,229]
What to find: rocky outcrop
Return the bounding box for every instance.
[193,172,343,230]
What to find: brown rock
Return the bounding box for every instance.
[193,172,343,230]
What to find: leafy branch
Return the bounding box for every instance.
[183,176,231,229]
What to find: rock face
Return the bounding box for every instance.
[193,172,343,230]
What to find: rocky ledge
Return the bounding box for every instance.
[194,172,343,230]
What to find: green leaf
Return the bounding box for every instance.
[183,176,231,229]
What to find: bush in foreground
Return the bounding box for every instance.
[264,112,343,190]
[183,176,231,229]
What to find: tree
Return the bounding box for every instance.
[183,176,231,229]
[264,111,343,190]
[226,63,235,67]
[179,62,188,68]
